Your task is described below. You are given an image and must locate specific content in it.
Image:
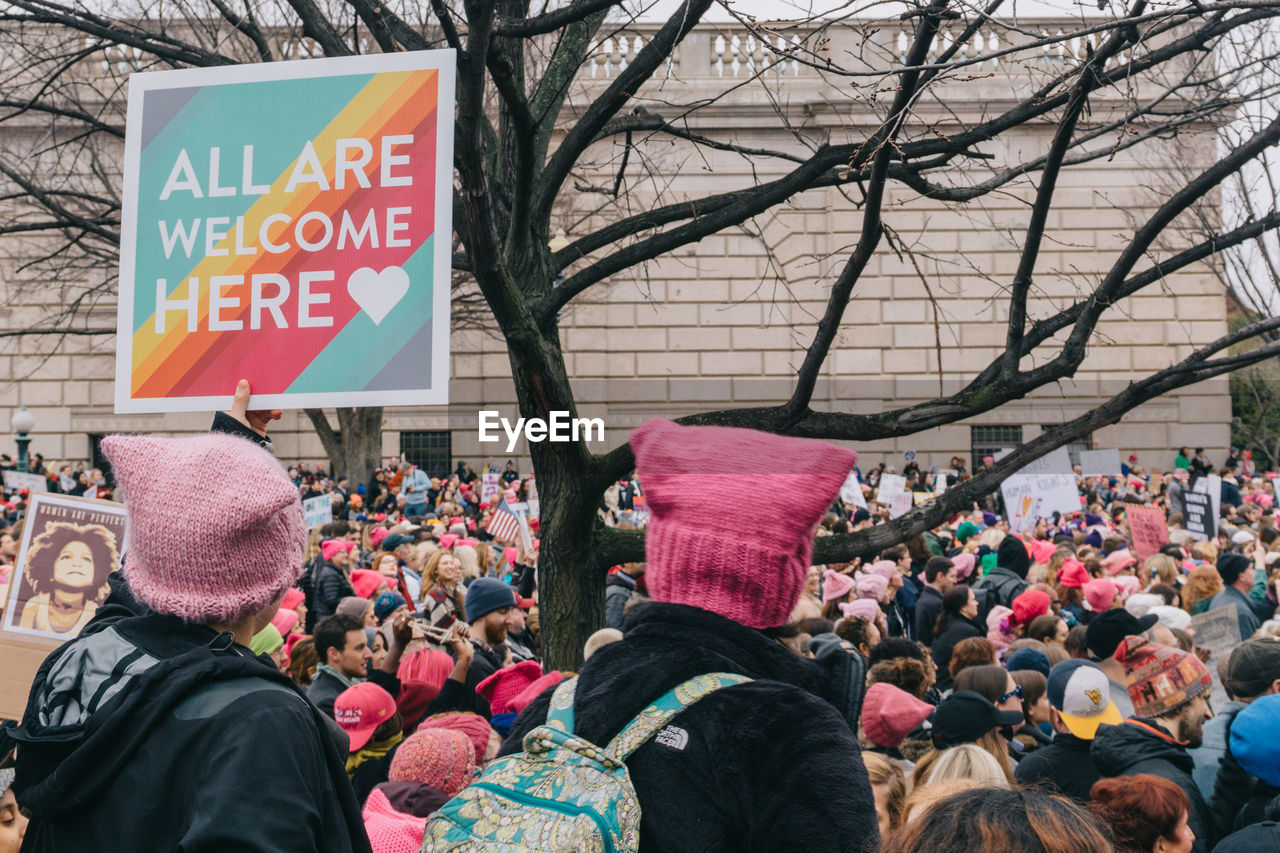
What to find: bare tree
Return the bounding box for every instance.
[3,0,1280,666]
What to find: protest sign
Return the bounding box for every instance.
[933,474,947,497]
[876,474,908,508]
[903,449,917,464]
[480,472,501,504]
[1189,605,1242,657]
[115,51,456,413]
[509,501,534,553]
[1127,505,1169,561]
[995,447,1079,521]
[526,478,539,520]
[1001,477,1040,535]
[1184,490,1216,539]
[3,470,47,494]
[303,493,333,528]
[890,492,914,519]
[840,471,867,509]
[1078,449,1122,477]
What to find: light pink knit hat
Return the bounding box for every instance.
[822,569,856,603]
[629,418,856,629]
[389,728,476,797]
[102,433,305,624]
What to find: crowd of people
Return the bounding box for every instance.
[1,386,1279,852]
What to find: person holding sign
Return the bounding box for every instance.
[1208,552,1263,642]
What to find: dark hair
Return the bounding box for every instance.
[935,585,973,636]
[1010,670,1046,724]
[23,521,118,596]
[1089,774,1189,852]
[1064,625,1090,659]
[835,616,877,651]
[907,535,931,565]
[314,614,365,662]
[949,637,997,678]
[954,664,1009,705]
[1026,615,1063,644]
[869,638,928,667]
[288,638,318,687]
[868,657,933,701]
[881,544,909,563]
[1148,584,1179,606]
[796,617,833,637]
[925,555,955,584]
[884,788,1113,853]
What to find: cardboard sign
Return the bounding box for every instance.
[1189,605,1241,657]
[115,51,456,413]
[1184,490,1215,540]
[839,470,866,509]
[1127,505,1168,561]
[480,472,501,504]
[303,493,333,528]
[2,493,128,642]
[1079,449,1122,477]
[2,470,47,494]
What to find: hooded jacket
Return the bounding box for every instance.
[1013,731,1100,803]
[1091,718,1214,853]
[4,609,370,853]
[501,602,880,852]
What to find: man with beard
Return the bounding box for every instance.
[464,577,517,685]
[1091,637,1216,852]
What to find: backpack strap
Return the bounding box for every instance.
[544,675,579,734]
[606,672,751,761]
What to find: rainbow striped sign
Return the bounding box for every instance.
[114,51,455,413]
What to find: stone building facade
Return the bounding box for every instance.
[0,17,1230,478]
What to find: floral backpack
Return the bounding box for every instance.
[420,672,751,852]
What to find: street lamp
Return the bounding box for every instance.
[11,405,35,473]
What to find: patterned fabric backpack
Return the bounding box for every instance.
[420,672,751,852]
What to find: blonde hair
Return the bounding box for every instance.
[474,542,495,577]
[304,525,324,565]
[453,545,481,580]
[977,527,1006,550]
[865,752,908,832]
[925,745,1011,789]
[1144,553,1178,587]
[1190,542,1218,566]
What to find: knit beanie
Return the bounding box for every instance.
[997,536,1031,579]
[375,592,408,622]
[1112,575,1141,603]
[337,596,369,620]
[249,623,284,657]
[418,712,494,765]
[101,433,304,623]
[270,607,299,637]
[839,599,879,621]
[822,569,856,603]
[1057,559,1089,589]
[955,521,979,544]
[854,572,888,602]
[369,527,390,549]
[1011,589,1051,626]
[508,671,565,715]
[281,588,306,611]
[1218,553,1253,586]
[1083,578,1117,613]
[465,577,518,623]
[351,570,386,600]
[1117,637,1211,718]
[389,728,476,797]
[866,560,897,582]
[475,660,544,715]
[861,682,933,748]
[950,553,976,581]
[629,418,856,629]
[1102,549,1137,576]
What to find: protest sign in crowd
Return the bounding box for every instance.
[0,390,1279,853]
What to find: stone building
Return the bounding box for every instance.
[0,16,1231,479]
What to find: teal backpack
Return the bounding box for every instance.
[420,672,751,852]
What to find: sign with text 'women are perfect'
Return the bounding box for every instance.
[115,51,455,413]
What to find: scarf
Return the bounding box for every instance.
[316,664,362,691]
[346,730,404,776]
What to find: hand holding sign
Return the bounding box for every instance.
[226,379,282,437]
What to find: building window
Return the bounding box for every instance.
[1042,426,1093,467]
[970,425,1023,470]
[400,431,452,479]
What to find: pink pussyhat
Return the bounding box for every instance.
[839,599,880,621]
[950,553,976,581]
[822,569,856,603]
[629,418,856,629]
[866,560,897,581]
[854,572,889,602]
[1084,578,1118,612]
[102,433,304,624]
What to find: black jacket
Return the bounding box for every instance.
[314,562,355,622]
[605,571,638,630]
[501,602,880,853]
[914,585,945,646]
[930,616,982,693]
[308,667,402,719]
[973,566,1029,612]
[1092,718,1214,852]
[4,611,370,853]
[1013,731,1100,803]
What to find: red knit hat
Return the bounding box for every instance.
[1058,559,1090,589]
[1011,589,1051,626]
[629,418,857,629]
[861,683,934,748]
[389,728,476,797]
[476,661,544,714]
[1117,637,1211,718]
[418,712,493,765]
[281,588,306,611]
[351,569,387,600]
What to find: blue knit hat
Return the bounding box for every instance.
[374,591,407,622]
[1230,694,1280,787]
[465,577,518,623]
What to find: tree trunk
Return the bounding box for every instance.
[303,407,384,489]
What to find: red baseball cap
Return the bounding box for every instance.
[335,682,397,750]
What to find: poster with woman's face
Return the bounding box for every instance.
[1,493,127,641]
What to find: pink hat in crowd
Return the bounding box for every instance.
[281,588,306,611]
[457,538,478,548]
[854,573,888,602]
[987,605,1015,650]
[418,713,494,766]
[1058,559,1090,589]
[822,569,856,603]
[866,560,897,582]
[439,533,459,550]
[398,649,456,689]
[1102,549,1137,576]
[476,661,544,715]
[950,553,976,582]
[1084,578,1118,612]
[1112,575,1141,603]
[861,683,934,748]
[508,671,566,715]
[351,570,387,600]
[629,418,856,629]
[839,599,880,622]
[1011,590,1051,626]
[369,527,390,549]
[270,608,299,637]
[1029,540,1056,565]
[336,682,398,750]
[503,547,519,568]
[389,728,476,797]
[361,789,426,853]
[101,433,305,624]
[322,539,354,562]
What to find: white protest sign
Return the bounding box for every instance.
[1007,447,1080,517]
[840,471,867,509]
[526,477,539,520]
[480,472,501,504]
[933,474,947,497]
[2,471,47,494]
[303,493,333,528]
[509,501,534,553]
[876,474,908,508]
[1078,449,1122,477]
[890,492,913,519]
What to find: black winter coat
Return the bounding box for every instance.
[4,611,370,853]
[314,562,356,621]
[1013,731,1100,802]
[930,616,982,693]
[914,585,944,646]
[501,602,880,853]
[1092,718,1214,853]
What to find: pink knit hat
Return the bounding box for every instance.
[854,572,888,602]
[987,605,1015,650]
[362,788,427,853]
[281,588,306,611]
[439,533,459,549]
[629,419,856,629]
[839,599,880,621]
[102,433,304,623]
[270,608,299,637]
[321,539,354,562]
[1102,549,1137,576]
[369,527,390,549]
[1030,540,1056,565]
[418,712,494,765]
[822,569,856,603]
[866,560,897,581]
[1011,589,1051,626]
[389,728,476,797]
[861,682,934,748]
[508,671,566,715]
[951,553,976,581]
[1112,575,1141,602]
[475,661,543,715]
[1084,578,1118,612]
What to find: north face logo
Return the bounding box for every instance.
[655,725,689,750]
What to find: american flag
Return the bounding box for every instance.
[485,498,521,543]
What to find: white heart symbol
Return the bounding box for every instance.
[346,266,409,325]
